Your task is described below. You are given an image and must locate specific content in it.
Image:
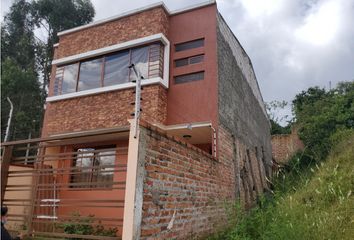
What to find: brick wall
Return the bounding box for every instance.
[136,123,268,239]
[57,7,169,58]
[139,125,235,239]
[271,130,304,164]
[42,85,167,136]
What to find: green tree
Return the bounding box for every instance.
[1,0,95,141]
[1,0,37,70]
[1,59,43,140]
[292,81,354,160]
[1,0,43,141]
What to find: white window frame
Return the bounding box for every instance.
[47,33,170,102]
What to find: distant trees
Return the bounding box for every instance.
[1,0,95,141]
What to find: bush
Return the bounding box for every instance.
[59,212,118,239]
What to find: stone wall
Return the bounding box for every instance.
[272,130,304,164]
[42,85,167,136]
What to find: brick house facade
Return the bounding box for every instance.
[3,1,272,239]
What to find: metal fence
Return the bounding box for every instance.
[1,132,128,240]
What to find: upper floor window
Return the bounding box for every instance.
[174,71,204,84]
[53,43,164,96]
[175,54,204,67]
[175,39,204,52]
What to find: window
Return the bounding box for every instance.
[174,71,204,84]
[129,46,149,81]
[54,43,164,96]
[175,54,204,67]
[78,58,103,91]
[60,63,79,94]
[175,39,204,52]
[71,147,116,189]
[104,50,130,86]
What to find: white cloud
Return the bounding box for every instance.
[295,0,341,46]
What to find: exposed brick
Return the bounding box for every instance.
[271,129,304,164]
[42,85,167,136]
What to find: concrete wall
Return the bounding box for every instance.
[216,13,273,178]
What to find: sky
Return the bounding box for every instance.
[1,0,354,123]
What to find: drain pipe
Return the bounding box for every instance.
[210,125,217,158]
[4,97,14,142]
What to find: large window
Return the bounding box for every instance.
[71,146,116,189]
[54,43,164,96]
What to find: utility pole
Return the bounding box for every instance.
[129,63,144,138]
[4,97,14,142]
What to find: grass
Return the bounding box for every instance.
[208,131,354,240]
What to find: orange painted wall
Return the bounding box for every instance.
[166,5,218,128]
[44,140,128,237]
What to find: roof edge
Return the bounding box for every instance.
[57,0,216,37]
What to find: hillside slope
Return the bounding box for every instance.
[209,132,354,240]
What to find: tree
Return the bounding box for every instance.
[1,0,43,141]
[1,0,37,70]
[1,0,95,141]
[292,81,354,160]
[1,58,43,140]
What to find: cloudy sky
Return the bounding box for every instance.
[2,0,354,121]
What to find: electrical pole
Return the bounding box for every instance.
[4,97,14,142]
[129,63,144,138]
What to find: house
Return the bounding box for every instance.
[1,1,272,239]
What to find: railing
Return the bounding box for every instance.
[1,133,128,239]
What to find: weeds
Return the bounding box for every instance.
[208,131,354,240]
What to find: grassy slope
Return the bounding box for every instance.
[209,133,354,240]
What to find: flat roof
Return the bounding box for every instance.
[57,0,216,37]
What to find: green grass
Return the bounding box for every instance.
[208,131,354,240]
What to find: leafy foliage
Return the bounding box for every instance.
[1,0,95,141]
[60,212,118,239]
[293,82,354,160]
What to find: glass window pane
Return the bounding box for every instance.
[174,71,204,84]
[130,46,149,81]
[175,39,204,52]
[62,63,79,94]
[104,51,130,86]
[78,58,102,91]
